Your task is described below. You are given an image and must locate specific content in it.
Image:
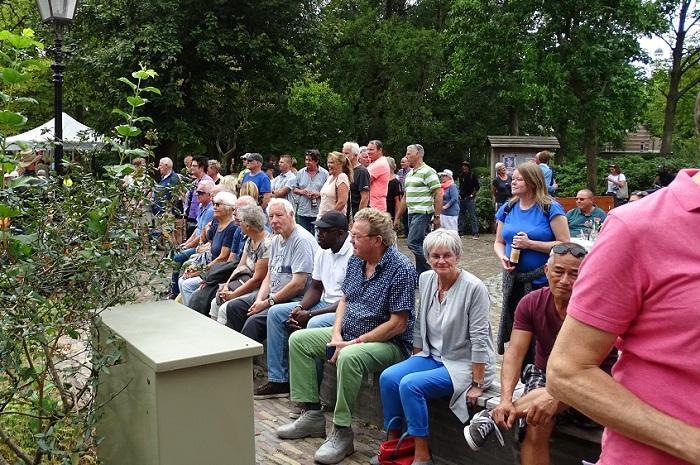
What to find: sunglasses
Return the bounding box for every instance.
[551,244,588,259]
[196,191,208,196]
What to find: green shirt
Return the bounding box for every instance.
[566,206,607,237]
[404,163,440,215]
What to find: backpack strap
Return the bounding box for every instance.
[503,198,551,217]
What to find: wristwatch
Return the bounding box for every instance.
[267,295,276,306]
[471,381,485,389]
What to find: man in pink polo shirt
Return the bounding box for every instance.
[366,140,390,212]
[548,168,700,465]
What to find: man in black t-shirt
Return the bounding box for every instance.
[343,141,369,217]
[458,161,480,238]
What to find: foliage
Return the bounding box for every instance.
[475,177,495,233]
[0,59,175,464]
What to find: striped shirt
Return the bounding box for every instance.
[405,163,440,214]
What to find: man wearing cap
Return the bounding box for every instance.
[458,161,480,239]
[439,169,460,232]
[293,149,329,235]
[566,189,607,238]
[242,153,272,208]
[255,211,353,399]
[393,144,442,275]
[271,154,297,204]
[168,179,216,299]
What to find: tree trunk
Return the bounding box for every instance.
[583,120,599,193]
[508,106,519,135]
[555,119,568,164]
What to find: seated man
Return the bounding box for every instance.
[225,198,317,341]
[565,189,606,238]
[254,211,353,399]
[464,242,617,465]
[276,208,417,465]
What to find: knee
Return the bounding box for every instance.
[288,330,305,352]
[523,423,554,447]
[398,375,423,399]
[268,305,290,324]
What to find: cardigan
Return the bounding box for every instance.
[414,269,497,422]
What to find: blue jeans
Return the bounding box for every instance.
[170,247,196,295]
[379,355,454,437]
[407,213,431,275]
[297,216,316,236]
[460,197,478,236]
[267,300,336,383]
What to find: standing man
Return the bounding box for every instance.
[547,168,700,465]
[565,189,607,237]
[393,144,442,275]
[343,141,369,217]
[152,157,180,217]
[277,208,416,465]
[256,211,353,399]
[358,146,370,168]
[181,154,193,179]
[207,159,222,185]
[183,155,212,237]
[534,151,557,195]
[271,154,297,204]
[397,156,411,235]
[242,153,272,209]
[366,140,390,212]
[458,161,480,239]
[293,149,329,235]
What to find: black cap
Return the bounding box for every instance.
[245,153,263,163]
[312,210,348,230]
[461,160,470,166]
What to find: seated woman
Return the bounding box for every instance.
[209,204,271,324]
[178,192,237,305]
[373,229,496,465]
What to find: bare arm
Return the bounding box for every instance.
[358,311,409,342]
[494,220,515,272]
[393,194,407,226]
[222,257,269,301]
[548,317,700,464]
[359,190,369,210]
[432,187,443,228]
[208,246,231,267]
[334,182,349,212]
[260,192,271,209]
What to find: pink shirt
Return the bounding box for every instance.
[367,156,390,212]
[568,169,700,465]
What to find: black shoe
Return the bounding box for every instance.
[464,410,504,451]
[254,381,290,399]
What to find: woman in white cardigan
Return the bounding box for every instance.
[373,229,496,465]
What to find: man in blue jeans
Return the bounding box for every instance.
[254,211,353,400]
[458,161,480,239]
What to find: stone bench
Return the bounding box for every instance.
[319,365,602,465]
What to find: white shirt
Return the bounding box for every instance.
[312,235,353,303]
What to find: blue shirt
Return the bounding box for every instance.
[151,171,180,216]
[206,221,237,260]
[195,202,214,236]
[230,227,247,259]
[496,200,565,285]
[242,171,271,194]
[442,184,460,216]
[539,164,556,195]
[341,246,417,354]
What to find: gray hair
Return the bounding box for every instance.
[387,157,396,172]
[208,159,221,172]
[219,175,238,193]
[267,198,295,216]
[159,157,173,168]
[197,179,215,193]
[423,229,463,260]
[354,208,396,247]
[359,146,368,153]
[407,144,425,158]
[343,142,360,156]
[236,204,267,231]
[213,191,237,211]
[236,195,257,208]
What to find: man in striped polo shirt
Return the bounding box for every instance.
[393,144,442,275]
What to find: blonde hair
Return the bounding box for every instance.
[327,151,353,182]
[240,181,259,199]
[219,175,238,193]
[513,163,552,210]
[354,208,396,247]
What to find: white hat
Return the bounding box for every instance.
[438,169,453,178]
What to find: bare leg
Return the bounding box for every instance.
[520,418,555,465]
[414,436,431,461]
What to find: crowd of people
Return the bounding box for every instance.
[142,143,697,465]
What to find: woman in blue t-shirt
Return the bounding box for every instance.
[493,163,569,354]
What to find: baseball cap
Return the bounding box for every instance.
[438,169,453,178]
[245,153,263,163]
[312,210,348,230]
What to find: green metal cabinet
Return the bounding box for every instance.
[97,300,263,465]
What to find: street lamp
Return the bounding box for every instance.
[36,0,79,175]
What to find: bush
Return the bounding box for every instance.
[475,176,495,233]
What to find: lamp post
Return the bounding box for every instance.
[36,0,79,176]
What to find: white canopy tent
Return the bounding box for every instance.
[5,112,105,152]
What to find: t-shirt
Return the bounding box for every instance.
[492,175,512,204]
[294,167,329,218]
[367,156,390,212]
[514,288,617,373]
[495,200,565,286]
[350,165,370,215]
[567,169,700,465]
[387,178,403,219]
[405,164,440,215]
[268,224,317,295]
[539,163,556,194]
[206,221,237,259]
[242,170,272,201]
[318,173,350,218]
[606,173,626,194]
[565,207,607,237]
[194,202,214,236]
[240,233,272,274]
[312,236,353,303]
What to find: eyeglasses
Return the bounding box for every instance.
[350,232,378,241]
[551,244,588,259]
[213,202,231,208]
[428,252,456,261]
[196,191,208,196]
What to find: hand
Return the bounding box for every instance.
[492,400,517,429]
[393,217,401,230]
[500,255,516,272]
[218,289,235,303]
[432,217,441,230]
[327,335,354,364]
[247,299,270,316]
[524,391,559,427]
[466,385,484,407]
[512,232,531,249]
[287,307,312,330]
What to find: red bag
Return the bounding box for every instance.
[377,417,414,465]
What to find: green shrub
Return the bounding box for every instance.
[475,176,495,233]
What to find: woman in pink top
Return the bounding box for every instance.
[318,151,353,219]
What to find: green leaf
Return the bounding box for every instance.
[12,97,38,105]
[115,125,142,137]
[0,110,27,126]
[132,69,158,80]
[0,67,31,84]
[0,91,9,102]
[127,96,146,107]
[0,204,21,218]
[8,176,37,189]
[124,148,149,157]
[111,108,130,119]
[141,86,161,95]
[131,116,154,124]
[117,77,137,91]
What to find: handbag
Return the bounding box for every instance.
[615,181,628,199]
[377,417,415,465]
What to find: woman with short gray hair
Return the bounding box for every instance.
[374,229,496,465]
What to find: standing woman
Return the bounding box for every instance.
[374,230,496,465]
[491,162,512,211]
[493,163,569,355]
[605,163,628,207]
[318,151,352,218]
[386,157,404,224]
[439,169,460,232]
